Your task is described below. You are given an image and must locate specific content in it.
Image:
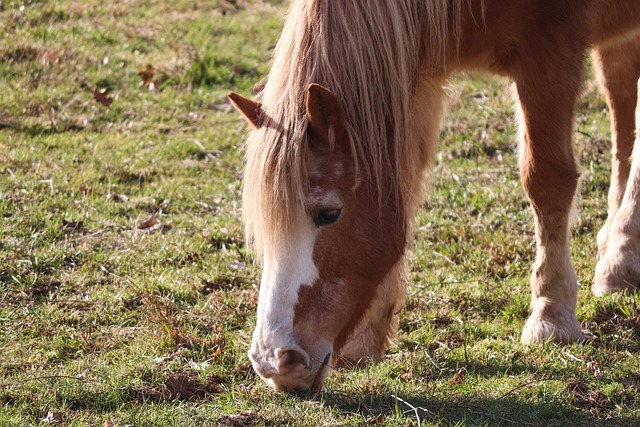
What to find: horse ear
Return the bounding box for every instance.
[305,83,348,146]
[228,92,263,128]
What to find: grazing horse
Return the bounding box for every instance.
[228,0,640,391]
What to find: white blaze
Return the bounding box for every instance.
[250,215,319,373]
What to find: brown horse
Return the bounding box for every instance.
[228,0,640,391]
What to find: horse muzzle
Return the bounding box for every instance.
[249,344,332,391]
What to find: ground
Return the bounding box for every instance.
[1,1,639,425]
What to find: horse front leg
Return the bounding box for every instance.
[593,78,640,294]
[514,66,585,344]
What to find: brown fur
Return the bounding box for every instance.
[231,0,640,391]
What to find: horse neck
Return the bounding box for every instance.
[400,73,447,223]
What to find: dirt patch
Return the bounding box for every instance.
[130,371,224,402]
[565,380,614,417]
[201,276,248,294]
[219,410,256,427]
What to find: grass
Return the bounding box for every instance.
[1,1,639,425]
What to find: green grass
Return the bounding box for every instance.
[1,1,639,425]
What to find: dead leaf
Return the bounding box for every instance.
[29,280,62,299]
[202,280,224,294]
[219,410,255,427]
[211,346,223,360]
[108,193,128,202]
[93,88,113,107]
[162,372,223,401]
[400,372,414,381]
[165,372,198,400]
[103,420,114,427]
[37,411,63,424]
[137,215,163,233]
[450,368,465,385]
[138,64,155,85]
[62,219,84,231]
[201,279,234,294]
[565,380,614,414]
[122,295,142,310]
[586,360,603,378]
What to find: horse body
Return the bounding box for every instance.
[229,0,640,391]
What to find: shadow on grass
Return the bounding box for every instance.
[303,355,640,426]
[317,390,638,426]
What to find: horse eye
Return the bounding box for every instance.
[313,208,342,227]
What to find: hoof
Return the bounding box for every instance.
[593,221,640,296]
[593,251,640,296]
[592,270,638,296]
[521,298,584,344]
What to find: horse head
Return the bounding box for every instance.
[229,84,406,391]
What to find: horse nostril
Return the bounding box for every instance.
[275,348,309,374]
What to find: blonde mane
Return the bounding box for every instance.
[243,0,467,256]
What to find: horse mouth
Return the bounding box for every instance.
[257,351,333,392]
[310,352,332,390]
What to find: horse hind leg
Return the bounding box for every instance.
[591,37,640,262]
[593,76,640,295]
[514,58,585,344]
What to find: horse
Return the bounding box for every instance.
[228,0,640,391]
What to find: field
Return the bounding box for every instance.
[1,1,639,425]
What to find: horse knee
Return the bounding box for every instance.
[520,161,580,215]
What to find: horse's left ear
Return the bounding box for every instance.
[228,92,263,128]
[306,84,348,148]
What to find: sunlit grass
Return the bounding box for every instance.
[1,1,639,426]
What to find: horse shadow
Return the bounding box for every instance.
[303,357,640,426]
[318,390,638,426]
